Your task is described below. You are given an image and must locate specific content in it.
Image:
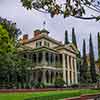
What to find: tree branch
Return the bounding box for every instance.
[74,16,96,20]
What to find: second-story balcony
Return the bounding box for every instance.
[21,49,63,68]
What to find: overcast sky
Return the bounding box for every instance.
[0,0,100,59]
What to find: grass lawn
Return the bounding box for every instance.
[0,89,100,100]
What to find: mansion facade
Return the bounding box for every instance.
[20,29,80,86]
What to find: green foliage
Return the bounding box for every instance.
[0,17,21,41]
[20,0,100,20]
[0,25,15,54]
[0,22,33,89]
[0,53,33,88]
[54,78,65,88]
[34,82,46,88]
[0,89,100,100]
[98,32,100,59]
[80,40,89,83]
[89,34,97,83]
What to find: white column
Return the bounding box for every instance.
[62,54,66,84]
[71,57,74,84]
[42,69,46,84]
[49,71,51,84]
[67,55,70,86]
[53,71,56,83]
[74,58,78,84]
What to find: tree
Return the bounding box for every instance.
[80,40,88,83]
[0,24,33,89]
[0,17,21,41]
[64,30,69,44]
[0,25,15,54]
[98,32,100,59]
[72,28,77,48]
[89,34,97,83]
[0,25,15,87]
[21,0,100,20]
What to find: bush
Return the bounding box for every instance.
[54,78,65,88]
[34,82,45,88]
[31,81,35,88]
[25,82,31,89]
[71,84,79,88]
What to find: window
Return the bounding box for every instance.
[40,41,42,46]
[47,43,50,47]
[36,41,42,47]
[44,41,50,47]
[36,42,38,47]
[44,41,46,46]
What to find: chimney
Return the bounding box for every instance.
[22,34,28,43]
[34,29,41,38]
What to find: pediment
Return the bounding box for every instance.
[65,43,78,53]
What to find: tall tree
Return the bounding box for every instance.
[0,17,21,41]
[72,28,77,48]
[0,25,15,54]
[0,25,15,84]
[89,34,97,83]
[98,32,100,59]
[64,30,69,44]
[80,40,88,83]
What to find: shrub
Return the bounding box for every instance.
[34,82,45,88]
[54,78,65,88]
[71,84,79,88]
[25,82,31,89]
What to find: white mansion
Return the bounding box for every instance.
[20,29,80,86]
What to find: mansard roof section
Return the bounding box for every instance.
[22,32,63,46]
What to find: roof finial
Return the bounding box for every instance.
[43,21,46,29]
